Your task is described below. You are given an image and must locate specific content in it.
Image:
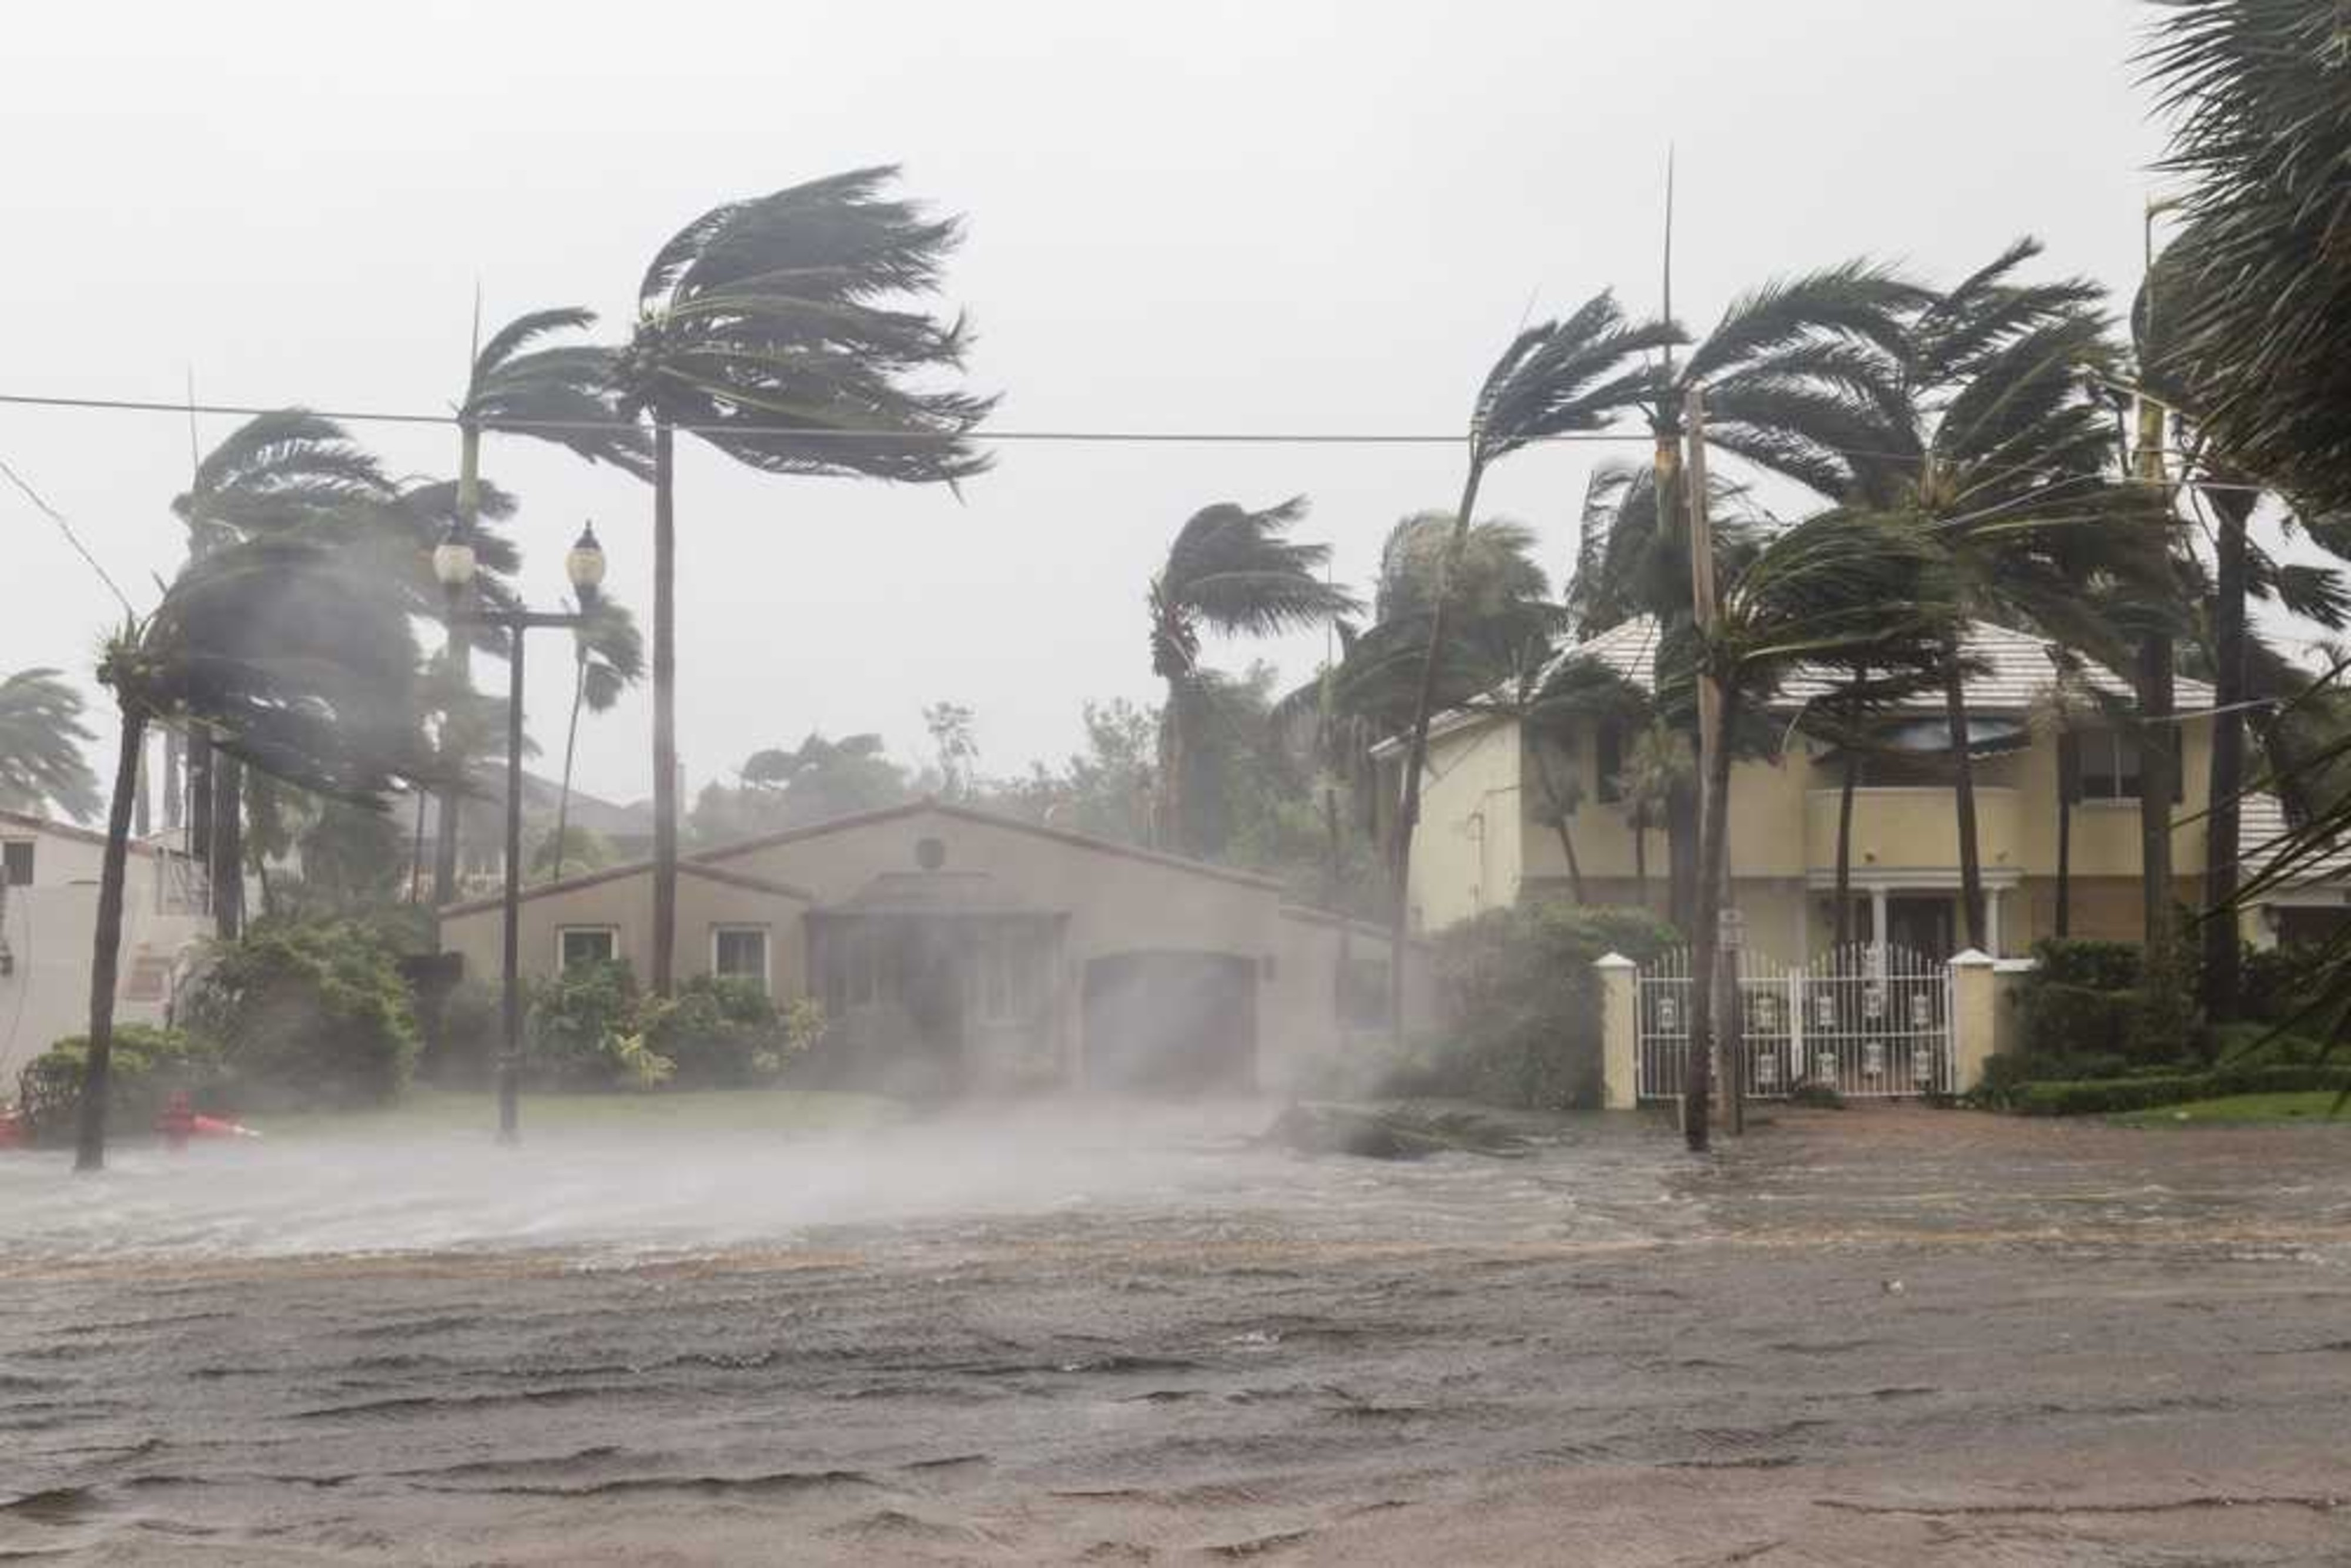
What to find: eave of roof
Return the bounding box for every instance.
[438,857,815,918]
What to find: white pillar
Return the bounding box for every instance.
[1595,953,1639,1110]
[1869,885,1890,961]
[1984,888,2002,959]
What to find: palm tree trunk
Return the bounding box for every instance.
[1390,457,1488,1035]
[651,417,678,996]
[210,753,243,942]
[162,728,183,833]
[1665,770,1699,930]
[2055,731,2077,938]
[1529,742,1586,903]
[1834,742,1860,949]
[2137,629,2179,999]
[409,791,427,904]
[553,648,587,882]
[2202,485,2252,1021]
[186,740,212,864]
[75,710,146,1172]
[132,733,151,840]
[1631,807,1649,906]
[433,423,482,908]
[1161,678,1183,855]
[1941,632,1987,950]
[1684,686,1740,1153]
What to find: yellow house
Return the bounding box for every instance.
[440,800,1424,1095]
[1382,617,2249,961]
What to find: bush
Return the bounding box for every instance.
[524,959,667,1090]
[2008,1062,2351,1116]
[2031,938,2142,991]
[15,1026,225,1144]
[425,977,501,1087]
[1416,902,1679,1110]
[178,920,418,1109]
[640,976,791,1088]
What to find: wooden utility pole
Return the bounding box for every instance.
[1682,384,1742,1142]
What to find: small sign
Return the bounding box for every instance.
[1719,908,1747,950]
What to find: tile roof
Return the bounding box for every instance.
[2237,793,2351,886]
[1542,615,2214,716]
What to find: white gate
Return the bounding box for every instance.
[1635,943,1954,1101]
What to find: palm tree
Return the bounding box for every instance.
[548,596,644,882]
[1391,294,1679,1017]
[434,307,651,904]
[1149,498,1357,855]
[2027,651,2105,939]
[1615,719,1689,910]
[0,668,100,822]
[78,537,426,1170]
[1824,240,2153,953]
[172,411,394,940]
[2143,0,2351,515]
[1679,509,1950,1150]
[612,167,994,994]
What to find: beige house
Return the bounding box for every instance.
[439,800,1422,1095]
[0,810,212,1085]
[1381,617,2286,960]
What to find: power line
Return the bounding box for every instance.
[0,450,136,616]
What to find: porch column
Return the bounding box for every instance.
[1869,885,1889,963]
[1984,889,2002,959]
[1595,952,1638,1110]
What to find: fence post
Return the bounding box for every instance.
[1596,952,1639,1110]
[1948,948,1996,1094]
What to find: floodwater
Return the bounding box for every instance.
[5,1103,2351,1564]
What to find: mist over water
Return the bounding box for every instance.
[0,1100,1686,1270]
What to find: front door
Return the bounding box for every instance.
[1886,895,1955,960]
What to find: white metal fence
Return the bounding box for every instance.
[1635,943,1954,1101]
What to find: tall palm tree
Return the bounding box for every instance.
[78,537,426,1170]
[172,411,394,940]
[1615,719,1689,910]
[612,166,994,993]
[2027,650,2105,939]
[434,307,651,904]
[1679,510,1950,1150]
[0,668,100,822]
[1392,294,1679,1018]
[1820,240,2153,953]
[1150,498,1358,855]
[549,596,644,882]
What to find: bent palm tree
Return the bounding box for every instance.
[550,596,645,882]
[1150,498,1357,855]
[0,668,101,822]
[173,410,394,940]
[79,537,426,1170]
[614,166,994,992]
[1391,294,1678,1020]
[435,307,651,904]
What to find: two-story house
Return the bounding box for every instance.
[1379,617,2309,960]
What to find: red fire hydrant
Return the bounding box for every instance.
[156,1091,197,1153]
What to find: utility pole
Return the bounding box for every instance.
[1682,383,1742,1144]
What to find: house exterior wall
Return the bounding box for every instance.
[1412,711,2228,961]
[437,805,1434,1094]
[0,822,210,1085]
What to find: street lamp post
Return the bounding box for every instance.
[433,522,607,1145]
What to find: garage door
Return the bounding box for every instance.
[1081,951,1258,1095]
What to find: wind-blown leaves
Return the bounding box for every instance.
[0,668,101,822]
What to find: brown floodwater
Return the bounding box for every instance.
[4,1103,2350,1564]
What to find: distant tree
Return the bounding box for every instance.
[1148,499,1357,855]
[532,824,614,879]
[0,668,100,823]
[745,731,912,822]
[920,703,981,803]
[614,166,994,994]
[79,537,426,1170]
[549,595,645,880]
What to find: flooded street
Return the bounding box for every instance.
[5,1106,2351,1564]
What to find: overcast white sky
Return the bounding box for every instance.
[3,1,2191,811]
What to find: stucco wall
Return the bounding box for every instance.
[437,869,812,999]
[1404,721,1523,932]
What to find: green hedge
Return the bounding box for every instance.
[176,919,419,1109]
[2031,937,2142,991]
[2008,1063,2351,1117]
[15,1026,225,1144]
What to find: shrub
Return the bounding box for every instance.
[15,1026,225,1144]
[178,920,418,1109]
[2031,938,2142,991]
[2008,1062,2351,1116]
[1419,902,1679,1110]
[640,976,791,1088]
[424,977,501,1087]
[524,959,662,1090]
[2022,981,2136,1060]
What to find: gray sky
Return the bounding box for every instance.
[3,1,2180,811]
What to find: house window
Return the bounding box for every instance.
[2074,729,2182,803]
[963,924,1047,1024]
[2,842,32,887]
[557,926,619,971]
[712,926,770,993]
[1594,722,1623,803]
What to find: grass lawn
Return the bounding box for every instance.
[256,1085,905,1142]
[2112,1091,2351,1127]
